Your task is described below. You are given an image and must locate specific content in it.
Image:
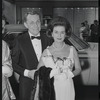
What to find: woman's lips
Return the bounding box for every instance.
[57,38,62,40]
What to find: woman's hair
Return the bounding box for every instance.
[46,16,72,39]
[2,15,9,24]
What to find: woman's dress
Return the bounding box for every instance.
[2,40,16,100]
[42,46,75,100]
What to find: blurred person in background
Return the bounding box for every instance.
[84,20,90,41]
[79,22,86,40]
[2,40,16,100]
[90,20,98,42]
[2,16,7,38]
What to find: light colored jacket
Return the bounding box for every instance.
[2,40,16,100]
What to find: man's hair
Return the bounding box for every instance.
[23,10,42,22]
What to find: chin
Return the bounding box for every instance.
[57,39,64,42]
[33,30,40,35]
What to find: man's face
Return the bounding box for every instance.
[24,14,41,36]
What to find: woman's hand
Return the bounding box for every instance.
[50,67,59,78]
[2,66,13,77]
[68,65,73,71]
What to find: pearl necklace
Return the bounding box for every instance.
[53,42,65,51]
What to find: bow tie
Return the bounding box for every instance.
[31,36,41,40]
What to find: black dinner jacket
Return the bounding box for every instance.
[12,31,51,76]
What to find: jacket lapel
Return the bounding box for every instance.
[22,32,48,65]
[40,32,47,52]
[23,32,38,63]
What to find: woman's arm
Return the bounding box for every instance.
[72,47,82,77]
[2,40,13,77]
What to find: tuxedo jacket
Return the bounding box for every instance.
[12,31,51,100]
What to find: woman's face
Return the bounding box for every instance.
[52,26,66,43]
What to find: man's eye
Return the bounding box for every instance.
[61,32,65,34]
[37,20,40,24]
[30,22,34,25]
[55,31,58,33]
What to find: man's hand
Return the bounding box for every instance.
[28,70,36,80]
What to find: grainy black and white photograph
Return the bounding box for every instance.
[2,0,99,100]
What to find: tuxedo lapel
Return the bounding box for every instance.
[40,32,47,52]
[20,32,48,67]
[22,33,39,63]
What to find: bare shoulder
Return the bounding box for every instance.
[47,45,54,52]
[68,45,77,52]
[42,46,52,56]
[64,44,71,50]
[2,40,9,49]
[70,46,79,57]
[42,49,48,57]
[65,44,78,54]
[2,40,7,46]
[72,46,78,53]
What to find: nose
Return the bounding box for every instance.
[34,22,38,27]
[58,32,62,37]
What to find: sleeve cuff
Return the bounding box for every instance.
[24,69,29,77]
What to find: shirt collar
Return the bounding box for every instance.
[28,31,40,38]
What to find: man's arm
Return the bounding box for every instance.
[12,38,36,80]
[11,38,25,76]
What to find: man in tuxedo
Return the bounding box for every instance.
[12,11,51,100]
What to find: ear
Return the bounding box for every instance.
[51,32,53,38]
[65,34,67,38]
[24,22,28,29]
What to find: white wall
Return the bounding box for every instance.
[79,43,98,85]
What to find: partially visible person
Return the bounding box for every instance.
[90,20,98,42]
[11,11,51,100]
[2,40,16,100]
[84,20,90,41]
[79,22,86,40]
[2,16,12,49]
[84,20,90,34]
[2,16,6,37]
[2,15,9,37]
[36,16,81,100]
[2,15,19,100]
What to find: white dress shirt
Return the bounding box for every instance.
[24,32,42,77]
